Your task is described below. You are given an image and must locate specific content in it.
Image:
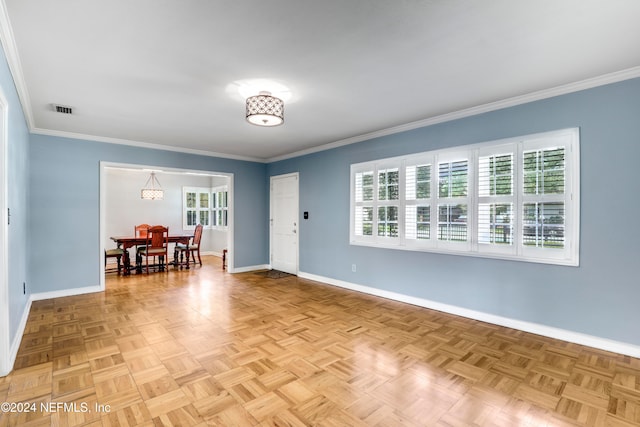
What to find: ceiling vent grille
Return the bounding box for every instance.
[52,104,73,114]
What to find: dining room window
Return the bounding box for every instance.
[183,187,210,230]
[212,185,229,229]
[183,186,229,230]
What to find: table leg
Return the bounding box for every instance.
[123,249,132,276]
[136,252,141,273]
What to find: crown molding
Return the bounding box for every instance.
[28,67,640,165]
[267,66,640,163]
[0,0,34,130]
[30,127,265,163]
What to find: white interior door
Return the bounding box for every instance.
[270,173,299,274]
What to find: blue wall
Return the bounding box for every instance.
[29,135,269,293]
[0,44,30,346]
[268,78,640,346]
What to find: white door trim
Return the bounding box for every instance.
[0,88,10,376]
[270,172,299,274]
[99,162,235,286]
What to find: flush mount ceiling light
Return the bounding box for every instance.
[141,171,164,200]
[245,91,284,127]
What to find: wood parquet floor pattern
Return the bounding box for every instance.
[1,256,639,426]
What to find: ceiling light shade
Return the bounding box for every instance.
[141,171,164,200]
[246,91,284,126]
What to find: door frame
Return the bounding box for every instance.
[269,172,299,274]
[99,161,235,288]
[0,88,9,376]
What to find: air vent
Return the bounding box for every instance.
[52,104,73,114]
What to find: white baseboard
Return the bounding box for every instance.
[30,285,103,302]
[298,271,640,358]
[7,297,32,375]
[6,285,104,373]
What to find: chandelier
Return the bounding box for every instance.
[245,91,284,126]
[140,171,164,200]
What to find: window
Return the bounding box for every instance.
[354,170,374,237]
[184,187,210,229]
[212,186,229,229]
[477,147,515,255]
[183,186,229,230]
[377,167,399,238]
[405,162,432,242]
[350,128,580,265]
[437,157,469,245]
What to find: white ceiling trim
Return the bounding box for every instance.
[30,127,263,163]
[21,65,640,164]
[0,0,34,129]
[267,66,640,163]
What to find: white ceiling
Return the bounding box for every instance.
[2,1,640,162]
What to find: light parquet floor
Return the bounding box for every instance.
[2,256,640,426]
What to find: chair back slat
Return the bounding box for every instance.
[135,224,150,238]
[147,226,168,249]
[140,225,169,274]
[175,224,203,269]
[193,224,203,246]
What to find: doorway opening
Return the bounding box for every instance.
[99,162,234,289]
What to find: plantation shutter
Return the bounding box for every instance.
[477,145,515,254]
[405,160,432,244]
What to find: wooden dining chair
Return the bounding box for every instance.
[104,247,124,275]
[134,224,150,269]
[134,224,150,238]
[138,225,169,273]
[175,224,203,269]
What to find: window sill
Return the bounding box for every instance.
[349,239,579,267]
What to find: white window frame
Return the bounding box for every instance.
[349,128,580,266]
[183,187,211,230]
[404,154,434,250]
[211,185,229,230]
[436,150,472,252]
[375,161,401,242]
[351,165,377,242]
[183,186,230,231]
[475,142,516,256]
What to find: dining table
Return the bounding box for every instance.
[110,234,193,275]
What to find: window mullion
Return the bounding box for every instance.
[515,142,523,255]
[399,160,406,245]
[469,149,477,251]
[430,157,438,243]
[372,165,380,242]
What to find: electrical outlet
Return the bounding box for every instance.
[351,264,356,272]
